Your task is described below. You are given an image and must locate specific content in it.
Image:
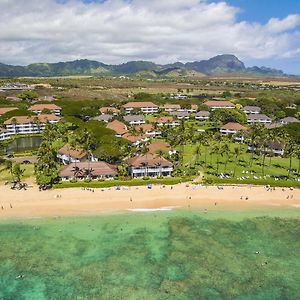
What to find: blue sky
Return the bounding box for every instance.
[1,0,300,74]
[223,0,300,23]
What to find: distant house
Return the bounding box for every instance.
[6,97,21,102]
[280,117,299,125]
[169,111,190,120]
[134,124,161,137]
[163,104,181,112]
[195,111,210,120]
[4,114,60,134]
[248,142,285,156]
[204,100,235,110]
[220,122,247,135]
[99,107,120,115]
[266,123,282,130]
[124,115,145,125]
[127,154,173,177]
[106,120,128,136]
[0,128,12,141]
[243,106,261,114]
[57,144,89,165]
[0,107,18,116]
[29,104,62,116]
[148,141,176,156]
[122,133,149,146]
[93,114,113,123]
[123,102,158,114]
[59,162,117,180]
[38,96,55,102]
[247,114,272,124]
[156,116,179,127]
[179,104,198,113]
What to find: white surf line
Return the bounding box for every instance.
[127,206,181,212]
[290,204,300,208]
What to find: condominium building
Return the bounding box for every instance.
[123,102,158,114]
[4,114,60,134]
[29,104,62,116]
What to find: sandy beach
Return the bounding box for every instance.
[0,183,299,219]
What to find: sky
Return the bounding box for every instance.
[0,0,300,74]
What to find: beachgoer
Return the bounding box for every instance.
[10,203,12,208]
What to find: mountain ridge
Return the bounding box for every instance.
[0,55,290,77]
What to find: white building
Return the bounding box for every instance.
[220,122,247,135]
[0,129,12,141]
[204,100,235,110]
[123,115,145,125]
[29,104,62,116]
[195,111,210,120]
[127,154,173,177]
[123,102,158,114]
[247,114,272,124]
[243,106,261,114]
[4,114,60,135]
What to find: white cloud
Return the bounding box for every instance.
[0,0,299,65]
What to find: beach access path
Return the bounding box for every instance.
[0,183,299,219]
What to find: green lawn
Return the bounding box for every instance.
[54,176,192,189]
[0,164,35,182]
[185,120,219,131]
[179,142,300,187]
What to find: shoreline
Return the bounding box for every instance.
[0,182,299,220]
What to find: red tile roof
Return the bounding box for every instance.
[29,104,61,111]
[221,122,247,130]
[123,102,158,108]
[0,107,18,115]
[106,120,127,135]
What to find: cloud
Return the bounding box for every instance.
[0,0,299,65]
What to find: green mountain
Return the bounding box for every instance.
[0,55,289,77]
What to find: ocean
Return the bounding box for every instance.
[0,209,299,299]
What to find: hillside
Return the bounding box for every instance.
[0,55,288,78]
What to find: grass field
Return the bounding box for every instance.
[180,143,300,187]
[0,164,34,182]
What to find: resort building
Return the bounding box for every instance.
[122,102,158,114]
[163,104,181,112]
[179,104,198,113]
[4,114,60,134]
[156,116,179,127]
[134,124,161,137]
[169,111,190,120]
[57,144,89,165]
[147,141,176,156]
[0,128,12,141]
[127,154,173,178]
[59,161,117,180]
[243,106,261,114]
[247,114,272,124]
[0,107,18,116]
[99,107,120,115]
[248,142,285,156]
[106,120,128,136]
[93,114,113,123]
[28,104,62,116]
[280,117,299,125]
[204,100,235,110]
[38,96,55,102]
[123,115,145,125]
[122,133,149,146]
[220,122,247,135]
[195,111,210,120]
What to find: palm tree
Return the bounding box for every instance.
[72,165,83,179]
[222,143,231,173]
[284,137,296,176]
[233,146,240,177]
[0,160,13,181]
[156,149,165,176]
[194,144,201,167]
[83,167,94,179]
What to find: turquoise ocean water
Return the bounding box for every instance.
[0,209,300,299]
